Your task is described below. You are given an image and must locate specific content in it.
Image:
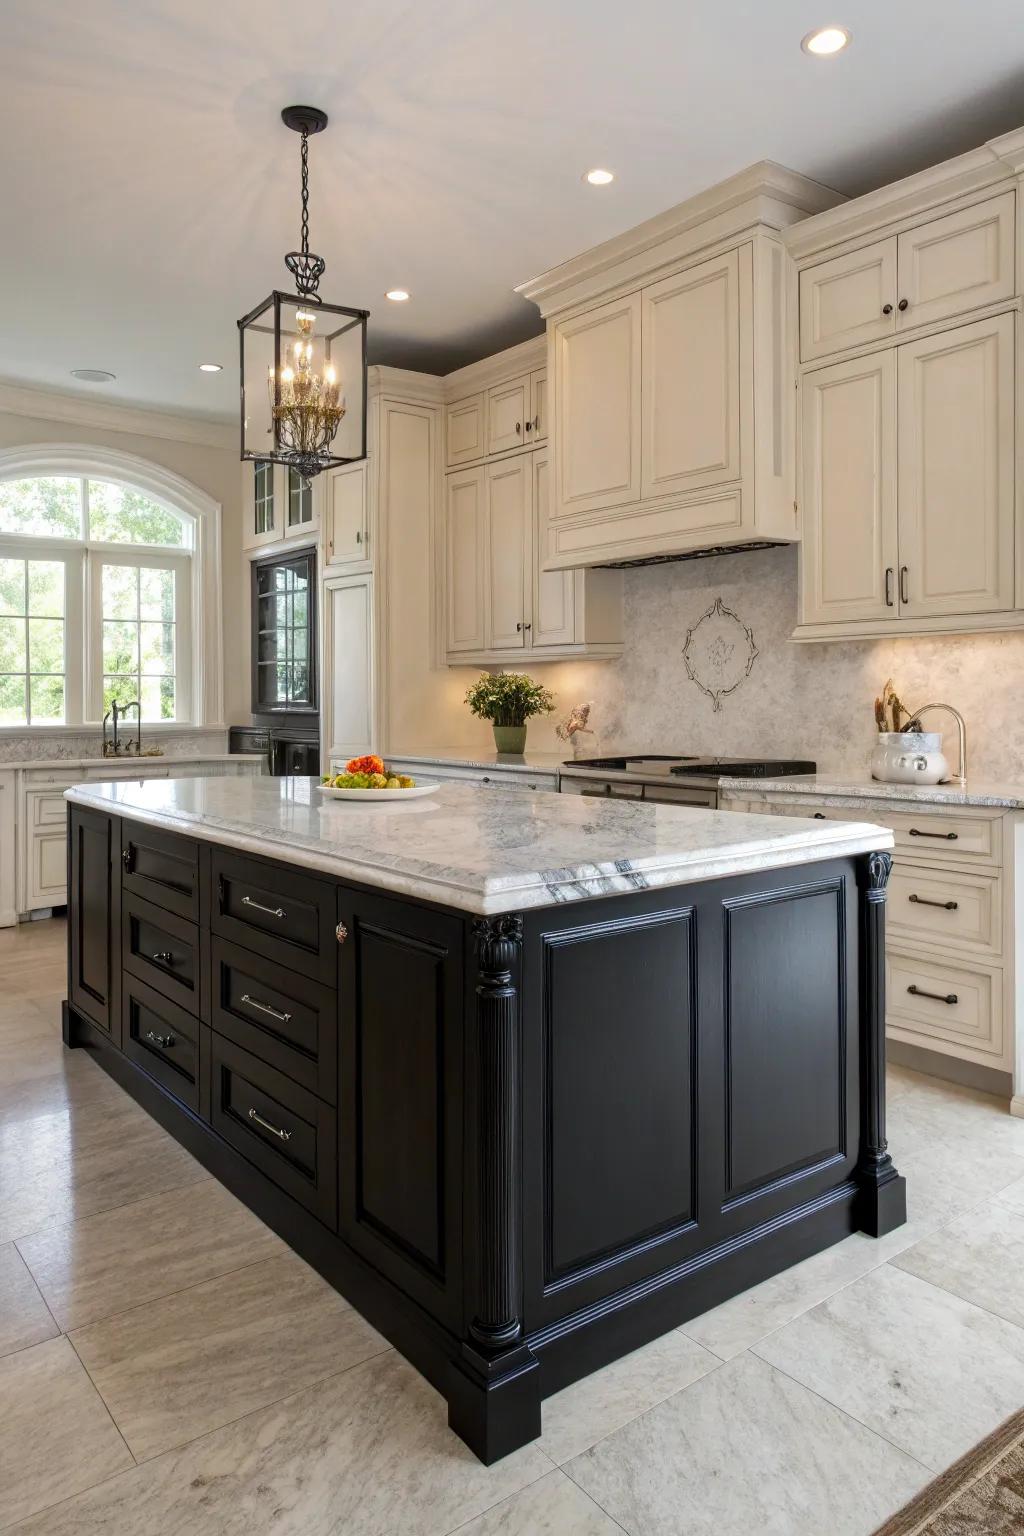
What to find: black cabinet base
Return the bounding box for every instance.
[63,999,869,1463]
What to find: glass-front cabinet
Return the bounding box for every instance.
[251,549,318,714]
[242,463,319,550]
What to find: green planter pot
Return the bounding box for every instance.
[492,725,527,755]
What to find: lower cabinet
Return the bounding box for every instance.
[68,805,120,1040]
[122,974,203,1114]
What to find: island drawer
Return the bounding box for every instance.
[211,849,337,985]
[887,864,1000,958]
[122,974,201,1114]
[123,891,203,1018]
[121,824,201,923]
[208,1033,337,1227]
[211,937,337,1102]
[886,948,1004,1062]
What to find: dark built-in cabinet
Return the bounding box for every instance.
[64,806,904,1465]
[251,549,318,715]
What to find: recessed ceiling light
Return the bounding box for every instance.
[385,289,410,302]
[801,25,851,55]
[198,362,222,372]
[70,369,116,383]
[584,168,614,186]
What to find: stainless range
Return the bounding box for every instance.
[559,755,816,809]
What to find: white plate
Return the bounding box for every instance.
[318,781,441,802]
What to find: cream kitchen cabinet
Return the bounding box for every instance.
[446,393,486,467]
[323,460,370,570]
[444,342,547,470]
[322,573,374,761]
[798,310,1016,632]
[798,191,1016,364]
[551,291,642,520]
[486,374,531,457]
[242,462,320,551]
[443,449,622,665]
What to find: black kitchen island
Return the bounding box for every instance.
[62,774,905,1463]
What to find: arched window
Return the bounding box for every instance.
[0,447,222,729]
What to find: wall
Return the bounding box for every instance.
[0,385,247,728]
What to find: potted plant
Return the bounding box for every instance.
[465,672,555,755]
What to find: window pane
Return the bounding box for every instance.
[139,567,174,622]
[160,678,175,719]
[27,561,64,618]
[102,676,136,715]
[0,616,26,672]
[88,482,185,546]
[30,675,64,722]
[140,622,174,675]
[28,618,63,674]
[140,675,176,721]
[103,620,138,674]
[0,674,26,723]
[0,478,82,538]
[102,563,138,620]
[0,559,25,615]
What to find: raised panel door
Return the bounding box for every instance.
[486,456,529,649]
[641,249,742,500]
[445,467,486,652]
[324,575,373,760]
[799,239,897,362]
[445,393,486,467]
[69,805,119,1039]
[325,462,368,565]
[487,374,530,455]
[800,351,898,625]
[531,451,576,647]
[897,312,1015,618]
[896,192,1015,332]
[528,369,547,442]
[553,292,641,517]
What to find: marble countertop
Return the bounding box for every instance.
[375,748,565,776]
[719,772,1024,811]
[65,774,892,916]
[8,753,248,772]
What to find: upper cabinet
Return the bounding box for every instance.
[444,341,547,470]
[553,293,641,518]
[324,461,370,570]
[446,393,486,466]
[789,161,1023,641]
[242,463,321,552]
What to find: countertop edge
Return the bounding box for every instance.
[719,774,1024,810]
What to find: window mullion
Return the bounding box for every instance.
[81,477,90,542]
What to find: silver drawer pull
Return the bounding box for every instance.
[241,993,293,1025]
[247,1106,292,1141]
[908,894,959,912]
[907,984,958,1006]
[909,828,958,841]
[150,950,175,965]
[145,1030,175,1049]
[241,895,286,919]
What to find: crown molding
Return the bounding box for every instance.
[443,336,546,399]
[516,160,843,317]
[784,135,1021,262]
[368,365,445,406]
[0,379,235,450]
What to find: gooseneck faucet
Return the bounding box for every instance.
[907,702,967,786]
[102,699,143,758]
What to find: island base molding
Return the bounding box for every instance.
[63,803,902,1463]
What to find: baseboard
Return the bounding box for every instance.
[1010,1095,1024,1121]
[887,1038,1012,1101]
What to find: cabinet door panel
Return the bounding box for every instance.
[800,352,898,624]
[486,457,529,650]
[897,192,1015,332]
[69,806,119,1040]
[325,463,368,565]
[642,250,742,500]
[324,575,373,761]
[529,369,547,442]
[487,374,530,456]
[799,239,896,362]
[445,467,486,652]
[553,293,641,516]
[898,313,1015,617]
[445,393,486,467]
[532,451,576,647]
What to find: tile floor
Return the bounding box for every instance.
[3,917,1024,1534]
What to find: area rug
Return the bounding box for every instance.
[874,1408,1024,1534]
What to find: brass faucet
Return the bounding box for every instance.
[907,702,967,785]
[102,699,143,758]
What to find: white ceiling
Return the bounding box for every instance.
[4,0,1024,423]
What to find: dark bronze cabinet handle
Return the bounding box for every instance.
[907,984,958,1005]
[524,621,532,631]
[898,298,909,312]
[150,950,174,965]
[516,621,523,632]
[813,812,826,819]
[909,828,958,841]
[908,894,959,911]
[882,303,893,315]
[515,421,522,434]
[145,1030,175,1049]
[247,1107,292,1141]
[121,845,135,873]
[525,420,533,432]
[885,567,894,607]
[900,565,909,604]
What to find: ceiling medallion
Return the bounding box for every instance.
[681,596,759,712]
[237,105,369,480]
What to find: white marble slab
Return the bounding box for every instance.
[382,748,564,777]
[64,775,892,916]
[720,771,1024,810]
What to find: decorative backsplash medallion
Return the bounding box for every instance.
[681,596,759,712]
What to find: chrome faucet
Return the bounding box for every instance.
[102,699,143,758]
[907,702,967,785]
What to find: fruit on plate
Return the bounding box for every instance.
[320,760,418,791]
[346,754,385,777]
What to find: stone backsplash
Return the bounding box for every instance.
[0,729,230,764]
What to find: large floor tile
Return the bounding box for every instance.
[565,1352,926,1536]
[71,1251,391,1461]
[0,1336,133,1527]
[0,1095,209,1244]
[17,1180,283,1331]
[10,1350,553,1536]
[449,1470,624,1535]
[891,1199,1024,1329]
[537,1329,718,1465]
[0,1241,58,1358]
[0,1048,125,1127]
[754,1262,1024,1472]
[995,1173,1024,1214]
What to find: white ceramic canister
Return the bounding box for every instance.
[870,731,949,786]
